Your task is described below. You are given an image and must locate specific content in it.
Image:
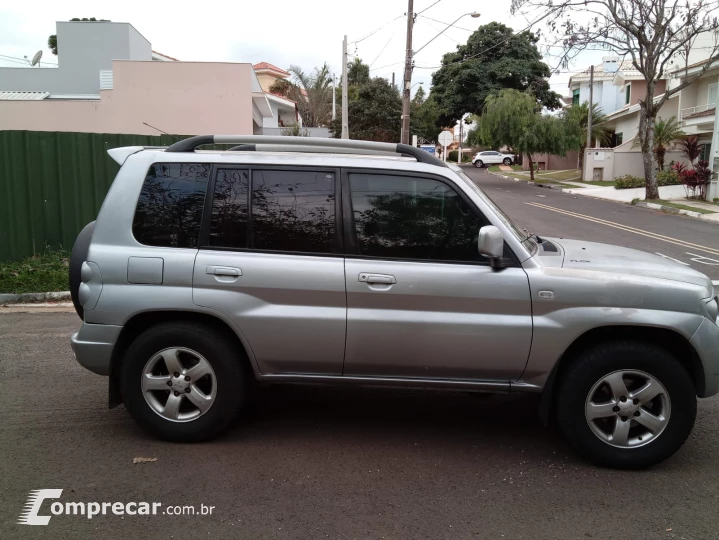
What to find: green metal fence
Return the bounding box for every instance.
[0,131,192,261]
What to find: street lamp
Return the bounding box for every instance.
[401,11,480,145]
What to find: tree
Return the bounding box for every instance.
[348,58,370,86]
[511,0,719,199]
[561,102,611,171]
[48,18,107,55]
[411,88,443,143]
[430,22,561,127]
[331,77,402,141]
[288,63,333,127]
[477,89,576,181]
[652,117,686,171]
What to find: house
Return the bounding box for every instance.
[0,21,313,137]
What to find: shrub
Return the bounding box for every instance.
[676,159,711,199]
[448,150,472,162]
[657,170,680,186]
[614,175,644,189]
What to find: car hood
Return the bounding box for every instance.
[552,238,713,293]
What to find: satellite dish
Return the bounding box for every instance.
[30,50,42,66]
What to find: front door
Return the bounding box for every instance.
[193,166,346,375]
[342,171,532,381]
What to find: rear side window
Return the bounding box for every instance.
[133,163,210,248]
[349,173,488,262]
[208,168,337,254]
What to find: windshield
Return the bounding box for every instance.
[457,171,538,254]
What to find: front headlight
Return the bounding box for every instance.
[704,296,718,323]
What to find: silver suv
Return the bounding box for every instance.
[70,135,719,469]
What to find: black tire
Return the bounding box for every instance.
[69,221,95,319]
[503,158,512,165]
[556,341,696,469]
[121,322,248,442]
[474,160,484,168]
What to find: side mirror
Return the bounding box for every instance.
[478,225,504,268]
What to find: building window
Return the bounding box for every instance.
[615,133,624,146]
[708,84,718,108]
[572,89,580,106]
[700,143,711,162]
[625,84,631,105]
[133,163,210,248]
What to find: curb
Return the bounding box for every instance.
[0,290,71,305]
[487,170,565,190]
[633,201,704,219]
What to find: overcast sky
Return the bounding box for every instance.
[0,0,610,99]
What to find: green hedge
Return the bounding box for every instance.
[448,150,472,162]
[614,171,681,190]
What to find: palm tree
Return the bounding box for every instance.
[348,58,370,86]
[652,117,685,171]
[564,102,611,172]
[288,63,333,127]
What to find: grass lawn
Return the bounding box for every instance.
[0,250,70,294]
[488,165,523,172]
[535,170,582,181]
[645,199,716,214]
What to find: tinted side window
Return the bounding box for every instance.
[252,170,336,253]
[349,173,488,262]
[209,169,249,248]
[133,163,210,248]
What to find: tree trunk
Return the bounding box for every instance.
[656,146,666,171]
[578,144,585,175]
[639,106,659,199]
[528,154,535,182]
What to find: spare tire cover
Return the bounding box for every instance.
[69,221,96,319]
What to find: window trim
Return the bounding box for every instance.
[340,167,519,267]
[615,132,624,146]
[199,164,343,256]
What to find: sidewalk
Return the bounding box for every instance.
[488,169,719,223]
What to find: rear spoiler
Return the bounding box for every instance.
[107,146,166,166]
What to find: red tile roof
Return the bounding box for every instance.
[253,62,290,76]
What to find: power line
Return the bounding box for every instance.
[369,34,396,68]
[419,15,474,32]
[416,0,443,15]
[421,19,462,45]
[350,14,404,45]
[0,53,57,67]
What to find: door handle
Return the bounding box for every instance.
[358,273,396,285]
[206,266,242,277]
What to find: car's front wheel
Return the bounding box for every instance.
[503,158,512,165]
[121,322,248,442]
[474,160,484,168]
[556,341,696,469]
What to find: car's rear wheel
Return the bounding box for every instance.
[474,160,484,168]
[556,341,696,469]
[121,322,248,442]
[503,158,512,165]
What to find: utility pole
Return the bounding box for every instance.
[586,65,594,149]
[400,0,414,145]
[457,119,463,165]
[392,72,395,90]
[342,36,349,139]
[332,73,336,121]
[584,65,594,180]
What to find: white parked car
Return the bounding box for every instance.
[473,151,515,167]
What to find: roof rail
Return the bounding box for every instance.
[165,135,447,167]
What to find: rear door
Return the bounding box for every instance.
[342,169,532,381]
[193,166,346,375]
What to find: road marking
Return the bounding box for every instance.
[686,252,719,265]
[654,253,690,266]
[525,202,719,257]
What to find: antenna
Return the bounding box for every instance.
[30,50,42,67]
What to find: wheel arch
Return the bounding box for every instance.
[537,325,704,425]
[108,310,256,408]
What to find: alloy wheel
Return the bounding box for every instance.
[141,347,217,422]
[584,370,671,449]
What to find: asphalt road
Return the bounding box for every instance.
[463,166,719,280]
[2,311,719,540]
